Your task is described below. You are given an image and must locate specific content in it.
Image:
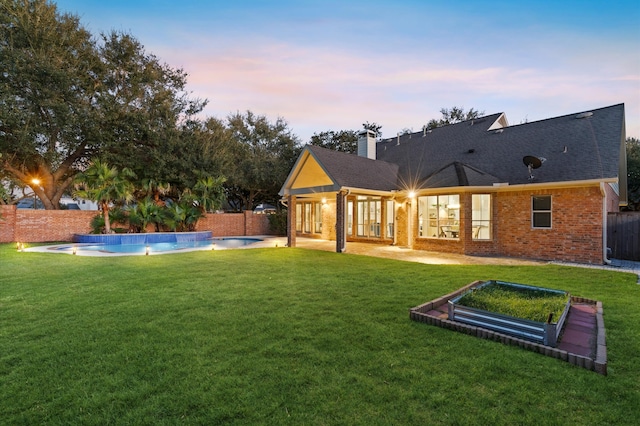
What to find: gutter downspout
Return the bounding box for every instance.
[600,182,612,265]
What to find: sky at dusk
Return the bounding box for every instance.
[54,0,640,142]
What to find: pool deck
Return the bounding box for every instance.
[294,238,640,282]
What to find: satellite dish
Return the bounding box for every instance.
[523,155,543,169]
[523,156,546,180]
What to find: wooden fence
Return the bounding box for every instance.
[607,212,640,261]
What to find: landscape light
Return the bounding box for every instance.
[145,245,150,256]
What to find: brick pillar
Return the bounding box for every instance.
[287,195,296,247]
[336,191,346,253]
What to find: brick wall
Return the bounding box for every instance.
[495,187,604,264]
[0,207,272,243]
[407,186,606,263]
[0,205,17,243]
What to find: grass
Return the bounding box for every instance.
[1,243,639,425]
[456,282,569,323]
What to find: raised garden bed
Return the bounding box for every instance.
[448,281,571,347]
[409,280,608,375]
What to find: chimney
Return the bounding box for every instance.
[357,130,377,160]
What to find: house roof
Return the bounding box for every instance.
[280,104,626,197]
[306,145,399,191]
[377,103,625,189]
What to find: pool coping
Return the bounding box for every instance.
[20,236,287,256]
[410,280,607,375]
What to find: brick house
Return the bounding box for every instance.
[279,104,627,264]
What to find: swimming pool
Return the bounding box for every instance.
[21,236,272,256]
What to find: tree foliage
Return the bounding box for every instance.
[426,106,484,129]
[1,0,100,209]
[0,0,205,209]
[223,111,301,211]
[74,160,136,233]
[362,121,383,138]
[309,130,358,154]
[626,136,640,211]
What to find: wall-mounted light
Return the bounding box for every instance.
[321,197,327,205]
[408,191,416,199]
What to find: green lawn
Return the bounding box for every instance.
[1,244,639,425]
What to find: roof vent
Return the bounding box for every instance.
[494,129,504,134]
[468,149,475,154]
[575,112,593,119]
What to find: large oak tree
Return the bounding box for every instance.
[0,0,204,208]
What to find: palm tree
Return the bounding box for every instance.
[192,176,226,214]
[74,160,136,234]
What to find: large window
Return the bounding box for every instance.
[418,195,460,238]
[356,196,381,237]
[347,200,353,236]
[297,201,323,234]
[532,195,552,228]
[471,194,492,240]
[303,203,312,233]
[314,203,322,233]
[295,204,302,232]
[386,200,394,238]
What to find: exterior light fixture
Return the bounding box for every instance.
[31,178,41,210]
[145,245,150,255]
[408,191,416,199]
[16,242,22,252]
[321,197,327,205]
[72,246,77,255]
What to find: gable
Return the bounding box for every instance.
[289,153,334,190]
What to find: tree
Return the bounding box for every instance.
[362,121,383,138]
[74,160,135,233]
[626,137,640,211]
[192,176,226,213]
[1,0,101,209]
[0,1,206,208]
[96,31,207,192]
[224,111,301,211]
[426,106,484,129]
[308,130,358,154]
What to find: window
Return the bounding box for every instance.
[314,203,322,233]
[356,196,381,238]
[532,196,551,228]
[347,200,353,236]
[386,200,394,238]
[418,195,460,238]
[295,204,302,232]
[303,203,312,233]
[471,194,492,240]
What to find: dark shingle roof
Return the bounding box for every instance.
[307,145,399,191]
[377,104,625,188]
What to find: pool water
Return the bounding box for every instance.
[48,237,264,255]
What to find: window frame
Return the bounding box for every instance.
[531,195,552,229]
[355,196,382,238]
[314,202,323,233]
[418,194,460,239]
[471,194,492,240]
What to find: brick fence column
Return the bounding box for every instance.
[336,191,346,253]
[287,195,296,247]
